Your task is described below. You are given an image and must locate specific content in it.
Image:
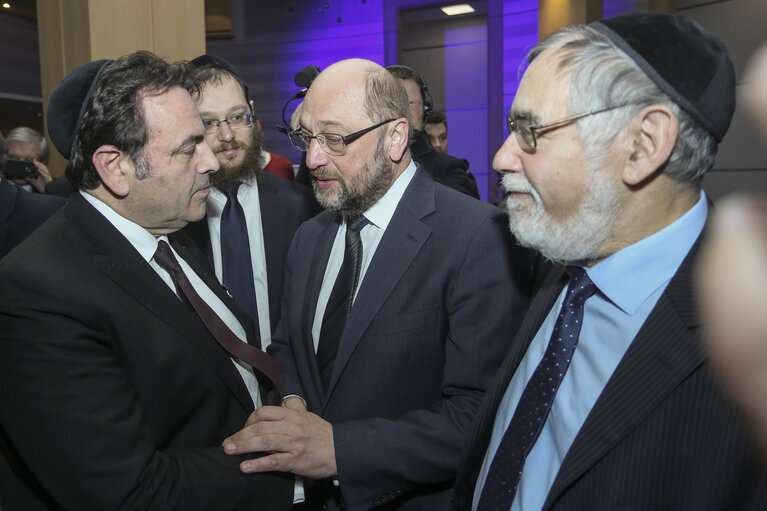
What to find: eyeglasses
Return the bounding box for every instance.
[288,118,395,156]
[202,113,254,134]
[506,104,632,152]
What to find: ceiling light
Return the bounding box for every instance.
[441,4,475,16]
[2,3,11,8]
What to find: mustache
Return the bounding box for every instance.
[501,174,534,194]
[311,167,341,180]
[211,140,245,154]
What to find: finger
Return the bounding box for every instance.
[223,431,292,455]
[240,452,294,473]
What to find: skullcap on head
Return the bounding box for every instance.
[190,54,248,99]
[591,11,735,142]
[47,59,112,160]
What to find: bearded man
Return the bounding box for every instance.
[180,55,318,348]
[219,58,534,510]
[452,12,767,511]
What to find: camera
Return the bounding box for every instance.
[4,159,39,180]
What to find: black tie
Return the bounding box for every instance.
[220,185,260,344]
[477,266,597,511]
[153,240,283,405]
[317,215,370,391]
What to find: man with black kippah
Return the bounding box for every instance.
[453,11,767,511]
[0,51,292,510]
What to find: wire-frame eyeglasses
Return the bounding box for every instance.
[288,118,396,156]
[506,104,633,152]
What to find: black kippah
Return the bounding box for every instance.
[190,54,248,100]
[592,12,735,142]
[47,59,112,160]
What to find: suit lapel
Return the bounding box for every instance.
[544,239,704,509]
[456,267,567,506]
[322,169,435,404]
[258,176,287,330]
[182,218,214,269]
[301,213,340,401]
[68,195,255,413]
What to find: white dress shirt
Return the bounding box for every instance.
[311,160,417,352]
[81,191,262,408]
[205,176,272,347]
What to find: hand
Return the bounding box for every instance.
[26,160,53,193]
[223,406,337,479]
[697,194,767,451]
[282,396,308,411]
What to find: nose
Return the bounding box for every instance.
[217,121,235,142]
[304,137,329,170]
[492,133,524,175]
[198,141,220,174]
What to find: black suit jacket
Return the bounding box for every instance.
[410,131,480,199]
[0,179,64,257]
[180,172,319,334]
[453,235,767,510]
[270,167,534,510]
[0,193,293,511]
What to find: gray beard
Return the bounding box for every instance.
[311,135,393,218]
[502,169,622,265]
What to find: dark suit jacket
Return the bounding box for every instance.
[181,172,319,334]
[269,167,534,510]
[0,193,293,511]
[452,235,767,510]
[0,179,64,257]
[410,131,480,200]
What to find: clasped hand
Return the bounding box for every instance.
[223,403,337,479]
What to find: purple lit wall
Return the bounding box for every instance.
[206,0,539,202]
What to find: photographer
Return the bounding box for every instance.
[4,126,53,193]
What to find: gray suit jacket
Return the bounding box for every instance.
[270,167,534,510]
[452,234,767,510]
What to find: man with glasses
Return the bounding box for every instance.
[452,12,767,511]
[180,55,318,347]
[221,58,533,510]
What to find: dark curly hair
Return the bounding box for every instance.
[67,51,198,189]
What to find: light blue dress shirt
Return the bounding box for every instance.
[473,192,708,511]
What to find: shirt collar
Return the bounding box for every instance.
[585,191,707,314]
[80,190,162,263]
[358,159,416,231]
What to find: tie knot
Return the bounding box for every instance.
[223,184,241,202]
[346,215,369,233]
[153,239,179,273]
[564,265,597,306]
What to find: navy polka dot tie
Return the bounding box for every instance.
[477,266,597,511]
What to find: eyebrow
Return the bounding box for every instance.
[510,109,537,124]
[197,105,248,118]
[170,133,205,156]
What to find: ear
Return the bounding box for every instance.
[92,145,132,197]
[387,118,410,162]
[623,105,678,186]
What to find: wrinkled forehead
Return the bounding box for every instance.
[511,49,572,122]
[302,79,367,132]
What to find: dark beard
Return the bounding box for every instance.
[209,127,264,189]
[311,133,393,218]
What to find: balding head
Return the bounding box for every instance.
[296,58,412,217]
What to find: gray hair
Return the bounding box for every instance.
[363,66,412,140]
[529,24,717,185]
[6,126,49,163]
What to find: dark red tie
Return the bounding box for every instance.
[153,239,283,405]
